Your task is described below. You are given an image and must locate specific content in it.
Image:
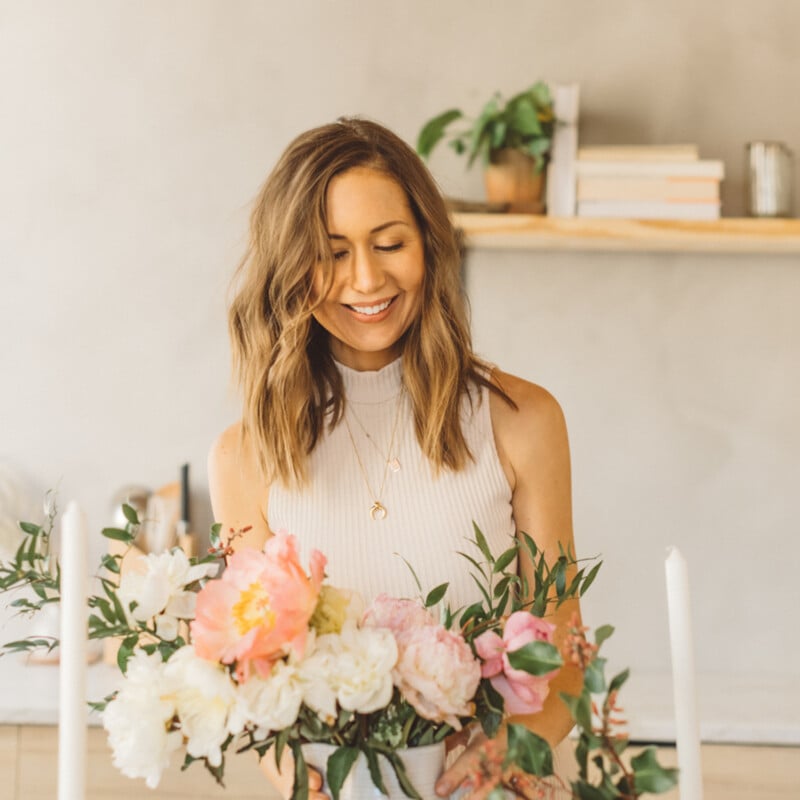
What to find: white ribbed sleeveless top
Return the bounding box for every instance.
[269,359,576,785]
[268,357,516,609]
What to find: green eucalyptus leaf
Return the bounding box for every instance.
[456,550,487,578]
[121,503,139,525]
[469,573,492,607]
[493,575,511,598]
[507,640,563,676]
[581,562,602,596]
[594,624,614,648]
[326,746,359,800]
[471,522,493,563]
[584,657,607,694]
[629,747,679,793]
[100,554,121,574]
[19,521,42,536]
[101,527,135,543]
[608,668,630,694]
[425,582,449,608]
[116,634,139,674]
[493,545,518,574]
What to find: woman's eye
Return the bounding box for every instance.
[332,250,349,261]
[376,243,404,253]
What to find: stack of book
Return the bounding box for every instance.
[575,145,724,220]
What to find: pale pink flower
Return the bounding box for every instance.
[191,532,326,681]
[393,624,481,729]
[361,594,437,644]
[474,611,558,715]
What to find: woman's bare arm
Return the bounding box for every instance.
[208,421,272,551]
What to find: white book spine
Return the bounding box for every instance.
[546,84,580,218]
[576,160,725,180]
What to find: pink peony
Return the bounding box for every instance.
[191,532,326,682]
[361,594,437,643]
[474,611,558,715]
[393,624,481,729]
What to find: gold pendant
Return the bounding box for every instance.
[370,501,387,521]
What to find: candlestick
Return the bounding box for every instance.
[665,547,703,800]
[180,462,190,525]
[59,501,88,800]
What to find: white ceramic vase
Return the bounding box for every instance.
[302,741,446,800]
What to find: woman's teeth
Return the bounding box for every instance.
[348,298,393,315]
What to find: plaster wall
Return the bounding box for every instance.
[1,0,798,730]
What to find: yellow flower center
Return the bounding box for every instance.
[232,582,275,635]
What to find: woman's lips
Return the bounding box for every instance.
[343,296,397,321]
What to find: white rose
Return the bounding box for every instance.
[231,660,304,737]
[118,549,217,638]
[165,645,239,767]
[102,651,181,789]
[300,622,397,719]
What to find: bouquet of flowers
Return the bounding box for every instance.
[0,501,677,800]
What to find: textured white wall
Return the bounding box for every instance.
[1,1,798,703]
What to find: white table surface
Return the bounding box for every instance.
[1,648,798,745]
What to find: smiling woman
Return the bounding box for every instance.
[209,118,581,800]
[312,167,425,371]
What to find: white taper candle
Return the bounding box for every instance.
[665,546,703,800]
[58,501,88,800]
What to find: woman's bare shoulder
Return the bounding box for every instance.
[488,369,569,487]
[208,421,270,548]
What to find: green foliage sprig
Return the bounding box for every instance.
[416,82,555,172]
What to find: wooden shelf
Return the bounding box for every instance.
[452,213,800,254]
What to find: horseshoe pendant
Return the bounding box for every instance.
[369,502,387,521]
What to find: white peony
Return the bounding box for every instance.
[164,645,240,767]
[230,660,304,737]
[102,650,182,789]
[118,548,217,640]
[299,622,397,722]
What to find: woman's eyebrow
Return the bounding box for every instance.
[328,220,410,239]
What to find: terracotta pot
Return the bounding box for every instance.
[484,148,546,214]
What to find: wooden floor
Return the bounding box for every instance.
[1,725,798,799]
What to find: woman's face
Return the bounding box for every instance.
[311,166,425,371]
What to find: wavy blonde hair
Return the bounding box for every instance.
[229,118,511,487]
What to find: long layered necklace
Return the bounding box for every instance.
[343,390,404,521]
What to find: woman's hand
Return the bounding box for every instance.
[259,747,327,800]
[436,729,557,800]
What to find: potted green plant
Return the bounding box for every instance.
[416,82,554,213]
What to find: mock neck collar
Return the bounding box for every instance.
[335,356,403,404]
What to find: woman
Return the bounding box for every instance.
[209,118,581,799]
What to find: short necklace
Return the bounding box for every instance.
[348,400,402,474]
[343,391,404,521]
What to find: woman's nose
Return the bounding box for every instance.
[350,249,386,294]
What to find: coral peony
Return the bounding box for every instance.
[474,611,558,715]
[191,532,325,681]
